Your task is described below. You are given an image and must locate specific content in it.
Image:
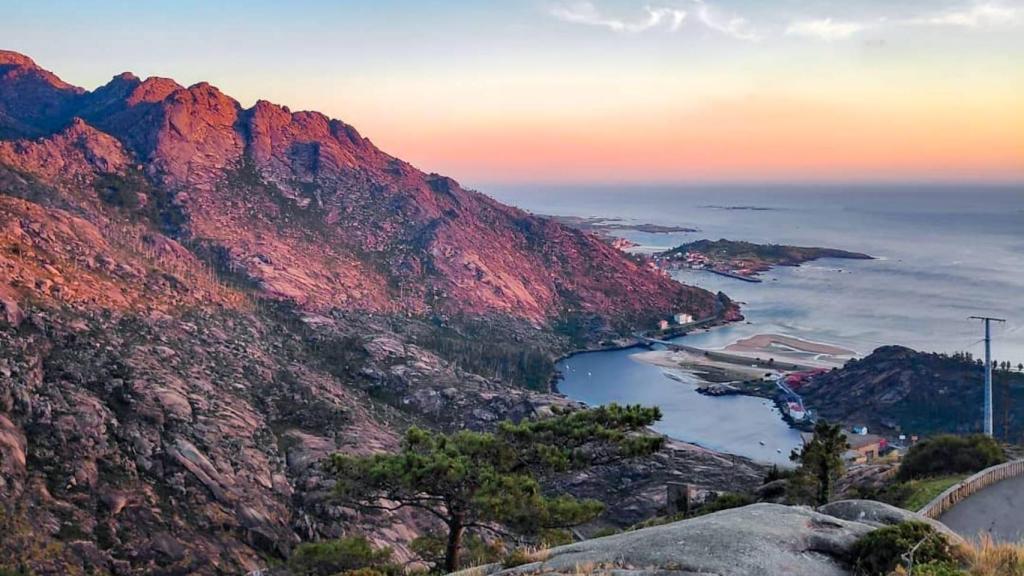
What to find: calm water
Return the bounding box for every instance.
[558,347,803,465]
[489,184,1024,463]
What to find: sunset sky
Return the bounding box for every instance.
[3,0,1023,185]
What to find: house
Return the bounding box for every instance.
[673,313,694,325]
[657,319,670,331]
[843,432,888,464]
[786,401,807,421]
[800,429,888,465]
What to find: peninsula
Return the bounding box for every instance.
[656,239,873,281]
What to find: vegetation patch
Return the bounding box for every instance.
[898,435,1004,481]
[852,521,959,576]
[287,536,397,576]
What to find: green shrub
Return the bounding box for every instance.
[852,521,957,576]
[898,435,1004,481]
[340,569,386,576]
[288,536,394,576]
[695,493,754,516]
[907,561,968,576]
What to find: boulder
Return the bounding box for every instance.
[481,503,876,576]
[818,499,965,545]
[0,296,23,327]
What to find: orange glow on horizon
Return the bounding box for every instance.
[366,92,1024,184]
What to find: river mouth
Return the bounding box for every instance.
[556,344,804,466]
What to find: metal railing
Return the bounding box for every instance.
[918,459,1024,519]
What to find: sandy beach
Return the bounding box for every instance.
[633,333,857,383]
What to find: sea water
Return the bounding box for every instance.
[489,183,1024,463]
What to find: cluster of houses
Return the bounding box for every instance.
[656,312,695,331]
[799,426,913,465]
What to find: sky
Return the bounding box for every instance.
[2,0,1023,186]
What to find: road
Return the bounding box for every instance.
[939,475,1024,542]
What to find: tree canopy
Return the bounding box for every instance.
[897,434,1005,481]
[790,421,848,505]
[328,404,663,572]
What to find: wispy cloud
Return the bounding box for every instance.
[785,18,868,41]
[784,1,1023,42]
[548,1,686,33]
[914,2,1021,27]
[551,0,1022,42]
[693,0,760,41]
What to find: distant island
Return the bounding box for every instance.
[656,239,873,281]
[701,205,778,211]
[544,215,698,235]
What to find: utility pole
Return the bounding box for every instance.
[970,316,1006,437]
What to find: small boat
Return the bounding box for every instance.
[758,440,765,446]
[587,371,592,377]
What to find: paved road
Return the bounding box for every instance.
[939,475,1024,542]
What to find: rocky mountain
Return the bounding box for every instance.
[0,50,751,575]
[800,346,1024,440]
[0,50,731,325]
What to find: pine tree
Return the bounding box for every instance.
[328,404,663,572]
[790,421,848,505]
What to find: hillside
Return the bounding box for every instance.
[800,346,1024,440]
[0,50,754,575]
[0,50,730,327]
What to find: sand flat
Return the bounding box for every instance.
[725,334,855,357]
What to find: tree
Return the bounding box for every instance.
[328,404,664,572]
[790,421,848,505]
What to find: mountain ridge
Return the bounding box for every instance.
[0,51,754,575]
[0,48,733,326]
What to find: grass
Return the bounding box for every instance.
[899,475,967,511]
[963,535,1024,576]
[895,536,1024,575]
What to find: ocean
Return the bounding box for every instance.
[490,184,1024,361]
[487,183,1024,463]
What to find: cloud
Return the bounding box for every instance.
[783,2,1024,41]
[692,0,761,41]
[914,2,1021,27]
[548,1,686,33]
[784,18,868,40]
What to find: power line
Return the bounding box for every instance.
[970,316,1007,437]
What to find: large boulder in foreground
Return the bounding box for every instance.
[477,503,878,576]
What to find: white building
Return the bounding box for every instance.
[673,313,694,325]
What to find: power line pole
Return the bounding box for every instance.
[970,316,1006,437]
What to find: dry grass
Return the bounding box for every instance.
[893,535,1024,575]
[963,535,1024,576]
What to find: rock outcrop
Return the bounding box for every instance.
[472,501,955,576]
[478,503,875,576]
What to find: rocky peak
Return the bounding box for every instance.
[0,116,128,180]
[127,76,183,105]
[0,50,84,138]
[0,49,40,69]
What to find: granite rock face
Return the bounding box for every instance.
[478,503,881,576]
[0,51,747,575]
[0,49,731,327]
